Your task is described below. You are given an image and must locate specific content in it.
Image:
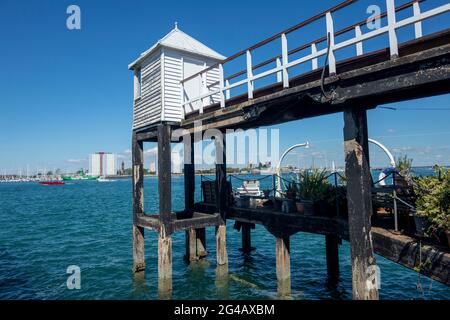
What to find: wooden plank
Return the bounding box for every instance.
[132,133,145,272]
[372,227,450,286]
[276,236,291,297]
[343,108,379,300]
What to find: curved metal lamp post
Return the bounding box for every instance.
[368,138,396,168]
[368,138,399,231]
[275,142,310,197]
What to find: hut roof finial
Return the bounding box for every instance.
[174,21,178,30]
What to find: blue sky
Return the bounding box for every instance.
[0,0,449,174]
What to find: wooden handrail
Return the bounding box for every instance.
[181,0,357,84]
[223,0,423,82]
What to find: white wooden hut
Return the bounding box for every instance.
[128,25,226,130]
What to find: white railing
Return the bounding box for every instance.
[180,0,450,116]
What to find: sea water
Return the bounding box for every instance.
[0,174,449,300]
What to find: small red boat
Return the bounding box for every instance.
[39,181,65,185]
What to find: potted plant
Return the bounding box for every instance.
[295,169,335,216]
[395,155,413,187]
[281,182,297,213]
[285,181,297,200]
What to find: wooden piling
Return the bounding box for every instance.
[325,234,340,281]
[276,236,291,297]
[215,133,228,266]
[343,108,379,300]
[132,133,145,272]
[241,223,253,253]
[185,228,198,262]
[196,228,208,258]
[184,134,199,262]
[157,123,173,294]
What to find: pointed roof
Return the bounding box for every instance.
[129,25,226,70]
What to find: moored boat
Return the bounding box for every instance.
[39,181,65,185]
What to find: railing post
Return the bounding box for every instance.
[355,25,363,56]
[311,43,318,70]
[276,57,282,82]
[386,0,399,58]
[413,1,423,39]
[281,33,289,88]
[219,63,225,108]
[325,12,336,75]
[199,73,204,114]
[246,50,254,99]
[225,80,230,100]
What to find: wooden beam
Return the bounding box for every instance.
[157,123,172,296]
[215,132,228,266]
[325,234,340,281]
[184,134,195,215]
[184,134,198,262]
[372,227,450,286]
[276,236,291,297]
[132,133,145,272]
[158,123,172,234]
[343,108,379,300]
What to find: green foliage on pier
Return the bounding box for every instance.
[413,166,450,234]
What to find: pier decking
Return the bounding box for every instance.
[130,0,450,299]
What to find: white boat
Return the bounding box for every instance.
[235,180,263,197]
[97,176,115,182]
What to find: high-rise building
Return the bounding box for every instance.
[149,162,156,174]
[171,151,182,174]
[89,152,116,176]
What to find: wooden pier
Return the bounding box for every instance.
[130,0,450,299]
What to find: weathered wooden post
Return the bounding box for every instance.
[343,108,379,300]
[184,135,197,262]
[132,133,145,273]
[157,123,173,297]
[215,132,228,266]
[241,223,254,253]
[325,234,340,281]
[276,236,291,297]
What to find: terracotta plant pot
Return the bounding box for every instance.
[295,202,304,214]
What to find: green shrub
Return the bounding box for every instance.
[413,166,450,234]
